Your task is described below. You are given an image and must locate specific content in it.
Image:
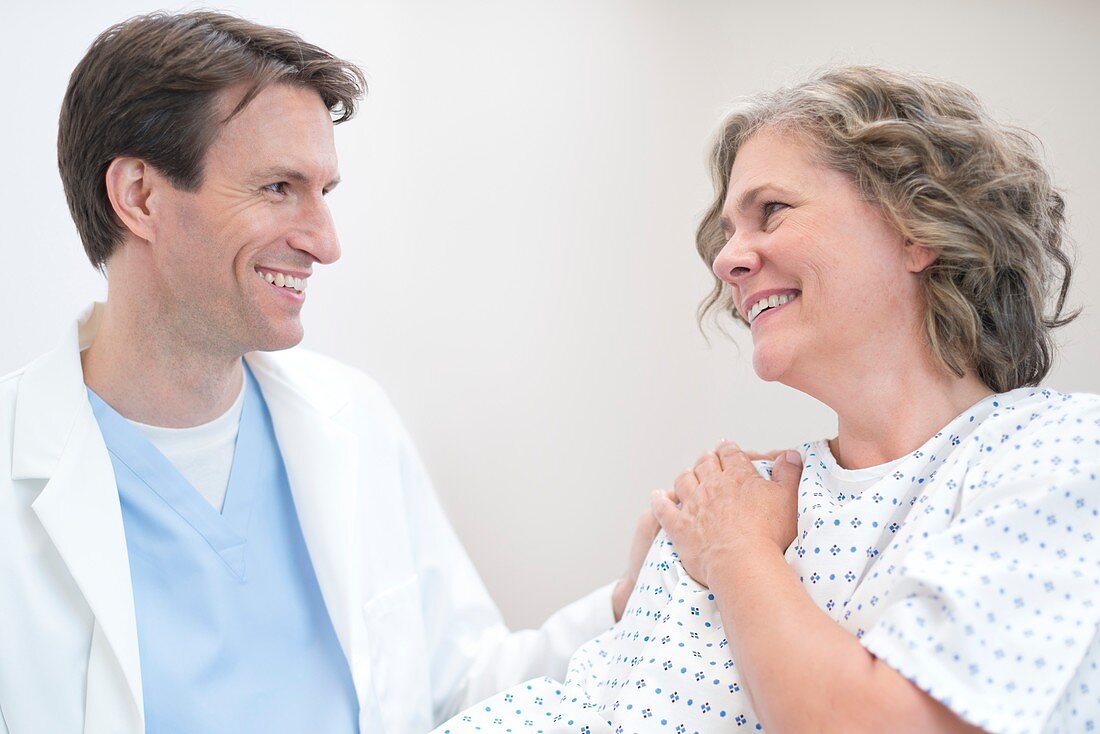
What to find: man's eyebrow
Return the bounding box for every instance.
[253,167,341,190]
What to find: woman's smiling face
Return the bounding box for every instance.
[711,129,933,390]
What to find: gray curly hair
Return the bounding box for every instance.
[697,66,1077,393]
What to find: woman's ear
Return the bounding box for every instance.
[104,157,160,243]
[904,238,937,273]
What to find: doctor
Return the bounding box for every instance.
[0,11,646,734]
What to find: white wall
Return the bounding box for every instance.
[3,0,1097,628]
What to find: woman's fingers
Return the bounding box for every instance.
[770,450,804,490]
[674,466,699,501]
[715,440,757,476]
[693,450,722,481]
[650,489,680,531]
[743,448,783,461]
[660,443,804,586]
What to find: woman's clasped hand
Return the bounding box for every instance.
[652,442,802,589]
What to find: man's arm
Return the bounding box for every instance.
[394,425,618,723]
[450,506,660,709]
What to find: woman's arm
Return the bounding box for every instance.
[651,444,985,734]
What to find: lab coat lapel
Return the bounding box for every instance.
[14,306,144,734]
[246,353,361,661]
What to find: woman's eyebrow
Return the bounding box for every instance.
[734,183,796,214]
[720,183,797,237]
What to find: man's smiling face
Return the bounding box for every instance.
[148,82,341,355]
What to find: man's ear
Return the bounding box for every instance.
[904,238,937,273]
[104,157,163,243]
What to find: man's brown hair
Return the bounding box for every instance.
[58,11,367,269]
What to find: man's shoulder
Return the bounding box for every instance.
[0,347,42,386]
[0,359,33,419]
[249,346,394,415]
[0,364,32,476]
[258,345,372,381]
[0,365,25,391]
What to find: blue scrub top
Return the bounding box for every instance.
[89,367,359,733]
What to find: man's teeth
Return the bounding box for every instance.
[748,292,797,322]
[258,270,308,292]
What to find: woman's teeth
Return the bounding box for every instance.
[258,269,307,293]
[748,292,797,322]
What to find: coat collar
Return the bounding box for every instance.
[245,350,362,659]
[13,304,364,732]
[15,304,144,732]
[11,303,102,482]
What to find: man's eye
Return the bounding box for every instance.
[264,182,288,195]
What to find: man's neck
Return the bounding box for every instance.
[81,298,245,428]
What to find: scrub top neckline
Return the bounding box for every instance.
[86,366,264,579]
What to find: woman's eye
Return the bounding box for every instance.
[762,201,788,220]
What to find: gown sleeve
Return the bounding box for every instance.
[859,396,1100,734]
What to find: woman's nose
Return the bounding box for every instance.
[711,235,761,285]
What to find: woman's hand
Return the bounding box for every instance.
[651,441,803,588]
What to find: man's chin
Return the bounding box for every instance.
[248,322,306,353]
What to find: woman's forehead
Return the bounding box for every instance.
[723,133,837,209]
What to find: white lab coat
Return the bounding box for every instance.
[0,304,613,734]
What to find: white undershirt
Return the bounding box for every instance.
[126,381,247,512]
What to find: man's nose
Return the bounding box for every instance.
[291,197,341,265]
[711,233,760,286]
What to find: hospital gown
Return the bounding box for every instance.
[434,388,1100,734]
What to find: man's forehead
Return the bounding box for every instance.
[216,80,330,125]
[223,86,331,132]
[203,83,339,179]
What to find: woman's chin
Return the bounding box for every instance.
[751,347,792,383]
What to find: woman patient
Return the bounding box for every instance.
[434,66,1099,734]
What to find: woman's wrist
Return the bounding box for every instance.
[703,537,786,597]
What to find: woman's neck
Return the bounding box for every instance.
[813,357,993,470]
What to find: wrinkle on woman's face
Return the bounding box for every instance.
[716,129,922,390]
